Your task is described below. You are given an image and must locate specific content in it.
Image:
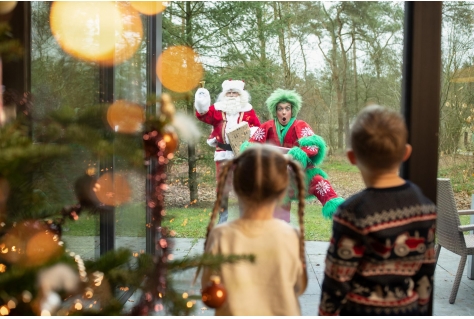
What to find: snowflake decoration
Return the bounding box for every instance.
[315,180,331,196]
[252,127,265,141]
[300,127,314,137]
[305,145,318,153]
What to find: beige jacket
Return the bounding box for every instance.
[202,218,305,316]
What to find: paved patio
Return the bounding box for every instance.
[63,236,474,316]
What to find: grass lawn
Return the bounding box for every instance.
[64,202,147,237]
[63,200,333,241]
[62,152,474,240]
[160,201,332,241]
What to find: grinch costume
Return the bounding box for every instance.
[242,89,344,220]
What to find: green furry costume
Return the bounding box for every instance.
[242,89,344,219]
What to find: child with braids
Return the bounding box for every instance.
[201,144,308,316]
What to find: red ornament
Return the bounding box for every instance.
[201,276,227,309]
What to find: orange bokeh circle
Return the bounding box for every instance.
[50,2,143,66]
[157,46,203,93]
[0,2,17,15]
[26,231,61,267]
[163,130,178,155]
[94,173,131,207]
[101,2,143,66]
[50,2,122,63]
[131,1,167,16]
[0,221,61,266]
[107,100,145,134]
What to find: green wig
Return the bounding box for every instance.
[266,89,302,119]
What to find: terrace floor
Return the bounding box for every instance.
[62,236,474,316]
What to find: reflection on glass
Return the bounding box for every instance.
[107,100,144,134]
[157,45,203,93]
[50,2,122,63]
[131,1,167,16]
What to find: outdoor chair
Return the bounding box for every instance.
[435,178,474,304]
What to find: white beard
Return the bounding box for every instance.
[217,97,244,115]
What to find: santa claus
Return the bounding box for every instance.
[194,80,261,223]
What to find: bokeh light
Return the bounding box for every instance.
[0,221,61,266]
[25,231,62,267]
[162,130,179,155]
[94,173,131,207]
[131,1,167,15]
[50,2,143,66]
[107,100,144,134]
[102,2,143,66]
[157,46,203,93]
[0,1,17,15]
[50,2,122,63]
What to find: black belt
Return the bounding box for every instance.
[217,142,233,151]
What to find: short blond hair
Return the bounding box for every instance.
[350,105,408,170]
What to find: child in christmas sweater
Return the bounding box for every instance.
[319,105,437,316]
[201,144,307,315]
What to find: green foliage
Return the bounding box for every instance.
[438,157,474,193]
[0,22,23,61]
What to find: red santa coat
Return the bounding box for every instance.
[196,103,260,162]
[249,119,320,159]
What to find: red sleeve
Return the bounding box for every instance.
[294,121,319,157]
[245,109,261,128]
[196,105,222,126]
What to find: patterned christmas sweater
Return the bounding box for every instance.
[318,182,437,316]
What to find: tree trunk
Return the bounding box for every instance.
[273,2,291,87]
[352,25,359,112]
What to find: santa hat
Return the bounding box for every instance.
[222,80,245,94]
[266,89,302,119]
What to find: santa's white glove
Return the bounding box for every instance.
[207,137,218,147]
[194,88,211,114]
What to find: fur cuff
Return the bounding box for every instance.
[288,147,309,168]
[240,140,252,153]
[322,197,344,219]
[299,134,327,166]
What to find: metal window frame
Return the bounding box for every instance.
[145,13,163,256]
[401,2,442,316]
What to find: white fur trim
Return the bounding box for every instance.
[214,101,252,114]
[222,80,245,93]
[224,113,241,143]
[214,150,234,161]
[249,126,258,137]
[207,137,217,147]
[194,88,211,114]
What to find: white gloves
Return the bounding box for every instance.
[207,137,218,147]
[194,88,211,114]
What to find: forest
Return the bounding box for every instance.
[29,1,474,204]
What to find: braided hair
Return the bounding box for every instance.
[203,144,308,292]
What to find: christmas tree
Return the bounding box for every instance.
[0,9,253,316]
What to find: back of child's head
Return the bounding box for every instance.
[202,144,308,292]
[350,104,408,170]
[233,145,289,205]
